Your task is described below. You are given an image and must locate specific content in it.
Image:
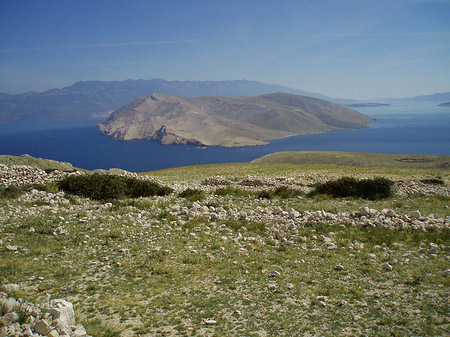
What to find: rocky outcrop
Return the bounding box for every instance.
[0,164,83,188]
[0,290,91,337]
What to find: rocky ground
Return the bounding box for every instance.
[1,164,450,336]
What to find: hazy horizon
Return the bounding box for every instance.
[1,0,449,100]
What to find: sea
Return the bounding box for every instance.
[0,101,449,172]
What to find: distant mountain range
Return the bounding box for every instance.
[1,79,448,124]
[407,92,450,101]
[0,79,341,124]
[98,92,374,147]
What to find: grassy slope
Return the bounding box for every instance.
[0,154,81,171]
[144,161,448,185]
[251,151,450,170]
[2,152,450,336]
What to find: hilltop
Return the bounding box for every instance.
[98,93,373,147]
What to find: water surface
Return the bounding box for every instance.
[1,101,449,172]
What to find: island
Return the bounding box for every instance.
[344,103,391,108]
[98,92,374,147]
[438,102,450,107]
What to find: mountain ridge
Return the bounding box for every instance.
[98,92,374,147]
[407,91,450,101]
[0,79,342,124]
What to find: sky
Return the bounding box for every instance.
[0,0,449,100]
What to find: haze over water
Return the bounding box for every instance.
[1,101,449,172]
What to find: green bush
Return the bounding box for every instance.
[257,190,274,199]
[58,174,173,200]
[310,177,393,200]
[0,185,25,199]
[31,183,59,193]
[179,188,205,201]
[421,178,444,185]
[273,186,303,199]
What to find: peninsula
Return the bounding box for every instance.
[98,92,374,147]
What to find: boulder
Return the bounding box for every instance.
[49,299,75,335]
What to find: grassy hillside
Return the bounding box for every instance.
[252,151,450,170]
[145,162,448,185]
[1,154,450,336]
[0,154,82,171]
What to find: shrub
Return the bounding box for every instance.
[310,177,393,200]
[421,178,444,185]
[0,185,25,199]
[257,190,274,199]
[179,188,205,201]
[31,183,59,193]
[273,186,303,199]
[58,174,173,200]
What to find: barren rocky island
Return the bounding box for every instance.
[98,93,374,147]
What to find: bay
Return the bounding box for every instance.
[0,101,449,172]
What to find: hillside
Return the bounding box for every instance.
[1,155,449,336]
[98,93,374,147]
[251,151,450,170]
[0,79,335,123]
[0,154,80,172]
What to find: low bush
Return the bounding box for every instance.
[273,186,303,199]
[256,190,274,199]
[58,174,173,200]
[179,188,205,201]
[31,183,59,193]
[421,178,444,185]
[0,185,25,199]
[310,177,393,200]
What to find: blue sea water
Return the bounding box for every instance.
[0,101,449,172]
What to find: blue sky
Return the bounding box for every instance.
[0,0,449,99]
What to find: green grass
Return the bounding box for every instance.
[1,154,450,336]
[143,162,448,185]
[251,150,450,170]
[0,154,83,172]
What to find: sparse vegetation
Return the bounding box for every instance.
[58,174,173,200]
[0,185,25,199]
[179,188,205,201]
[310,177,394,200]
[1,158,449,336]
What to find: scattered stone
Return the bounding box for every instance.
[2,284,20,294]
[34,319,52,335]
[49,299,75,335]
[48,330,60,337]
[314,296,327,307]
[359,206,370,216]
[411,210,422,219]
[204,319,217,325]
[383,262,393,271]
[267,284,277,290]
[269,270,281,278]
[334,264,344,271]
[0,312,19,327]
